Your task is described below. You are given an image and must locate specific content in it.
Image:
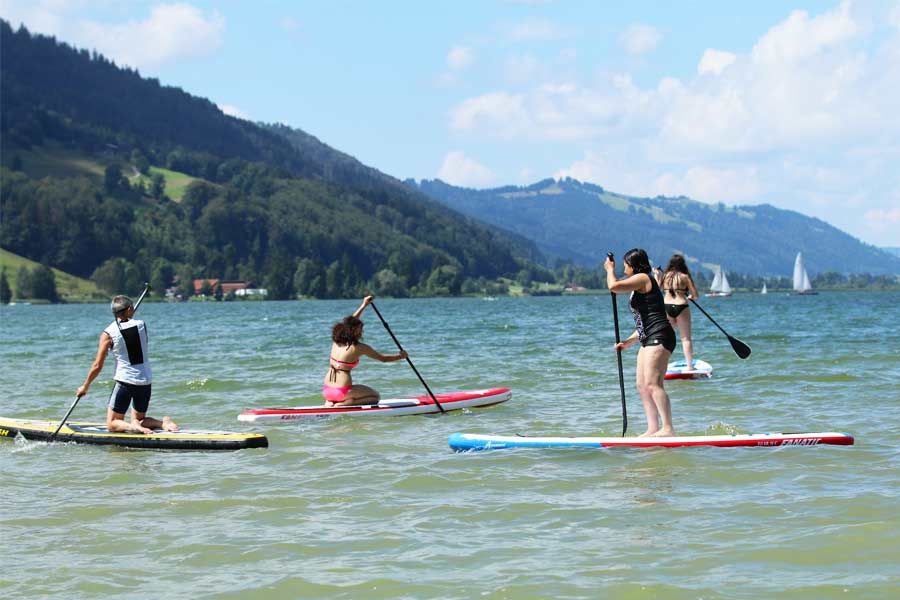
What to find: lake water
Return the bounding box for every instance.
[1,293,898,599]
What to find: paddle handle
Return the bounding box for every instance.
[608,253,627,437]
[369,302,445,413]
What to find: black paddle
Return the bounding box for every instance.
[368,301,445,413]
[688,297,751,359]
[607,252,627,437]
[50,283,151,441]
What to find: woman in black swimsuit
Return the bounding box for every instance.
[659,254,700,370]
[605,248,677,437]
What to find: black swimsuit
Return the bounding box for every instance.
[630,275,676,353]
[665,303,688,318]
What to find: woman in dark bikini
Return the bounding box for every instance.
[605,249,677,437]
[658,254,700,370]
[323,295,407,406]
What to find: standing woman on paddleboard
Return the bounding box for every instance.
[660,254,700,370]
[324,295,408,406]
[605,249,677,437]
[75,295,178,434]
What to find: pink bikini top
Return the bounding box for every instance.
[329,356,359,371]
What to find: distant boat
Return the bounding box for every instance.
[761,283,767,294]
[792,252,818,295]
[706,266,733,297]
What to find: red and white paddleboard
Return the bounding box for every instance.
[238,387,511,422]
[665,359,713,380]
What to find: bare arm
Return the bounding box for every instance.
[357,342,407,363]
[688,276,699,300]
[76,332,112,397]
[352,295,374,319]
[604,256,652,294]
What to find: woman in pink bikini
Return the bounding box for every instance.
[323,295,408,406]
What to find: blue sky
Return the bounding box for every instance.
[2,0,899,247]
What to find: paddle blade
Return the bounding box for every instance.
[729,336,752,359]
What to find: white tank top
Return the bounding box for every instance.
[103,319,152,385]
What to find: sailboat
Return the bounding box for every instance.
[706,266,733,297]
[761,282,767,294]
[792,252,818,295]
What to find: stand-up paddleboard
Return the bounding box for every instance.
[665,359,713,380]
[238,387,511,422]
[448,431,854,451]
[0,417,268,451]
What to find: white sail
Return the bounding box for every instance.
[719,270,732,294]
[710,268,723,292]
[761,283,767,294]
[793,252,812,292]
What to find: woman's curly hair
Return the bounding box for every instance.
[332,316,363,346]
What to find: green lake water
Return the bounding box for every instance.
[1,293,898,599]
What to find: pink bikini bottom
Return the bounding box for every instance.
[322,384,352,403]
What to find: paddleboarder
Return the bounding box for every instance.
[323,295,408,406]
[75,295,178,434]
[660,254,700,370]
[605,249,676,437]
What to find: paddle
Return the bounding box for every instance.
[607,253,627,437]
[368,301,445,413]
[50,283,151,440]
[688,297,752,359]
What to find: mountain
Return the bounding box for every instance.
[884,247,900,258]
[409,178,900,277]
[0,20,544,298]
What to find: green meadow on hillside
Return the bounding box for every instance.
[0,248,102,301]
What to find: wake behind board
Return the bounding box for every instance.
[0,417,268,451]
[448,431,854,452]
[238,387,511,422]
[665,359,713,380]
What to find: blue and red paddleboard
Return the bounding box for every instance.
[238,387,511,422]
[448,431,854,452]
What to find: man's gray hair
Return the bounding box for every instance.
[110,295,133,316]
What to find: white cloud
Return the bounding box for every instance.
[78,4,225,70]
[653,166,761,203]
[501,18,572,42]
[218,103,250,120]
[620,23,662,55]
[279,16,301,33]
[0,2,226,70]
[751,2,857,65]
[438,151,496,188]
[697,49,736,75]
[863,207,900,236]
[447,45,474,70]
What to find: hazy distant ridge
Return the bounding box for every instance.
[410,178,900,277]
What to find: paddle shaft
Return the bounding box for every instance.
[688,297,751,359]
[368,302,445,413]
[50,283,151,440]
[607,253,627,437]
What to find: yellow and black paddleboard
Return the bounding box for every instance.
[0,417,268,451]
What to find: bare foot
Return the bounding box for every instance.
[162,416,180,432]
[130,423,154,434]
[651,428,675,437]
[638,430,658,437]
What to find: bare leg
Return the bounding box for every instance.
[676,310,694,369]
[333,384,380,406]
[643,345,675,437]
[132,410,179,432]
[107,408,152,434]
[635,347,660,436]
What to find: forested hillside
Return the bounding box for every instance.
[411,178,900,277]
[0,20,544,299]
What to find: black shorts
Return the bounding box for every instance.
[642,328,676,353]
[108,381,152,415]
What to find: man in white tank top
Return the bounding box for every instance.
[75,295,178,434]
